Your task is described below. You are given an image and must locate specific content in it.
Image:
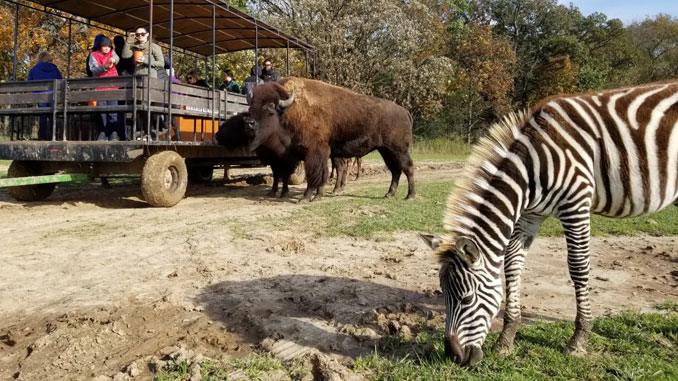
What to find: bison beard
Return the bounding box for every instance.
[215,113,302,197]
[248,77,415,202]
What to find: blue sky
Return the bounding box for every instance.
[557,0,678,25]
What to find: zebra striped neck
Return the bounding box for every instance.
[439,111,533,273]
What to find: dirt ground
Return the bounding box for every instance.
[0,160,677,380]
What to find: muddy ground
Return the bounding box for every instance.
[0,160,677,380]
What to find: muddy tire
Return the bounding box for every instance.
[7,161,56,202]
[288,162,305,185]
[141,151,188,207]
[188,166,214,184]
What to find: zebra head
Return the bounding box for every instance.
[439,236,502,366]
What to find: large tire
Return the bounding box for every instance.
[7,161,56,202]
[188,166,214,184]
[141,151,188,207]
[288,162,305,185]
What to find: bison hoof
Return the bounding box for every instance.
[384,193,395,199]
[297,198,309,204]
[279,191,289,198]
[405,194,415,200]
[267,191,278,197]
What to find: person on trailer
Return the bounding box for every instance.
[89,36,123,141]
[185,71,210,88]
[113,35,134,76]
[219,69,241,93]
[122,27,165,78]
[241,65,263,104]
[86,34,105,78]
[26,51,63,140]
[260,58,280,83]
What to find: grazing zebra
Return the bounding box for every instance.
[437,81,678,366]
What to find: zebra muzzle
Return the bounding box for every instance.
[445,335,484,366]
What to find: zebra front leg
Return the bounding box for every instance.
[562,216,593,355]
[494,215,543,355]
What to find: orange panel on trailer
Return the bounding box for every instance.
[177,116,219,142]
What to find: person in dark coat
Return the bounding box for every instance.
[113,35,134,76]
[260,58,281,83]
[241,65,263,104]
[219,69,241,93]
[27,52,63,140]
[185,71,209,88]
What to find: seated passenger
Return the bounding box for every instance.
[27,52,63,140]
[261,58,281,82]
[219,69,241,93]
[89,36,123,141]
[185,71,209,88]
[241,65,263,104]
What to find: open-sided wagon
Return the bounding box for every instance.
[0,0,314,206]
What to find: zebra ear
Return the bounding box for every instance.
[455,237,480,265]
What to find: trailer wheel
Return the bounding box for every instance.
[7,161,56,202]
[141,151,188,207]
[188,166,214,183]
[288,162,305,185]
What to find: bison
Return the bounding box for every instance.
[247,77,415,202]
[216,112,303,197]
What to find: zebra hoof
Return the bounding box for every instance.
[564,342,587,357]
[492,341,514,356]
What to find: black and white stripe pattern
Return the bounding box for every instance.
[438,81,678,362]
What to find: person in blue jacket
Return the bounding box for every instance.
[27,52,63,140]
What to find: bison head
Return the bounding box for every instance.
[215,112,256,149]
[247,82,295,152]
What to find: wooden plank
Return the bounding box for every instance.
[67,77,135,90]
[0,82,56,93]
[0,92,54,104]
[68,89,134,103]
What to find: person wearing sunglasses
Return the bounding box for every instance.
[121,27,164,78]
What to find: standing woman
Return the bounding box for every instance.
[121,27,164,78]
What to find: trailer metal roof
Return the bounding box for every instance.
[26,0,313,56]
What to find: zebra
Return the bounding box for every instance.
[436,81,678,366]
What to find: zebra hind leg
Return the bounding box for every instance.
[494,215,543,355]
[562,215,594,355]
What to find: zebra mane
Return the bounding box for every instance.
[437,110,531,263]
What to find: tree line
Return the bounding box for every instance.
[1,0,677,143]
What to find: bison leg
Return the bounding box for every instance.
[378,147,402,198]
[399,152,415,200]
[299,148,329,203]
[280,176,290,198]
[331,158,347,194]
[354,157,362,180]
[268,165,280,197]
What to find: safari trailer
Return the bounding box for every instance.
[0,0,315,206]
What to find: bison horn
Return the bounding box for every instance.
[278,91,295,109]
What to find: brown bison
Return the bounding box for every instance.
[248,77,415,202]
[216,112,303,197]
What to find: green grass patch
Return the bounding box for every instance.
[354,309,678,380]
[275,182,453,239]
[539,206,678,237]
[278,181,678,239]
[412,137,473,156]
[155,353,284,381]
[152,310,677,380]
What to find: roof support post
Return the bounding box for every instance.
[167,0,175,142]
[13,3,19,81]
[305,50,308,78]
[67,19,72,79]
[286,40,290,77]
[146,0,154,141]
[254,23,259,83]
[211,4,216,142]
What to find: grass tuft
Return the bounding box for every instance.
[354,310,678,380]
